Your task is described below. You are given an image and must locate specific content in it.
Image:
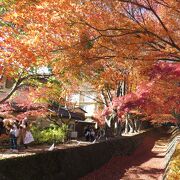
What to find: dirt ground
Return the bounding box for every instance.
[81,129,170,180]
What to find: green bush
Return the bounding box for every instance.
[31,124,68,144]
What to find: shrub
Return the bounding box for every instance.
[31,124,68,144]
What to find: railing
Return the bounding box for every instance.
[163,128,180,180]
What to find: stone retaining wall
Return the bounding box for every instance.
[0,129,156,180]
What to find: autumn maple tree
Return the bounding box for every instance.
[0,0,179,134]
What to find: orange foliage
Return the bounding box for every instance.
[0,0,179,124]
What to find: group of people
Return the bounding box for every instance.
[0,117,34,153]
[84,126,106,142]
[84,126,96,142]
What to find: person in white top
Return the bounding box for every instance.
[8,123,19,152]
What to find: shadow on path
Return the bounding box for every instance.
[81,129,169,180]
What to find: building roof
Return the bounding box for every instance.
[49,106,86,121]
[73,107,87,113]
[75,120,95,124]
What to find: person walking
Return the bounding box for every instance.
[84,126,90,141]
[8,123,19,153]
[90,128,95,142]
[18,124,26,149]
[0,117,4,136]
[23,125,34,149]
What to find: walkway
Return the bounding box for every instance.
[82,129,170,180]
[0,140,91,160]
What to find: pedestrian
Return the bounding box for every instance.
[23,127,34,149]
[90,128,95,142]
[84,126,90,141]
[0,117,4,136]
[22,117,29,127]
[8,123,19,153]
[17,124,26,149]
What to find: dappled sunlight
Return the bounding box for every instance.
[122,167,163,180]
[82,129,170,180]
[0,140,92,160]
[0,150,36,160]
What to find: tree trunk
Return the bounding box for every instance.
[138,121,142,132]
[129,119,135,133]
[105,110,118,137]
[116,121,122,136]
[124,115,129,134]
[0,73,53,104]
[101,89,108,107]
[0,78,22,104]
[134,119,139,132]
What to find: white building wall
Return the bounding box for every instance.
[70,85,98,117]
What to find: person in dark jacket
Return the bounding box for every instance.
[0,117,4,136]
[84,126,90,141]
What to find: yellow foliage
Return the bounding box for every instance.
[166,143,180,180]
